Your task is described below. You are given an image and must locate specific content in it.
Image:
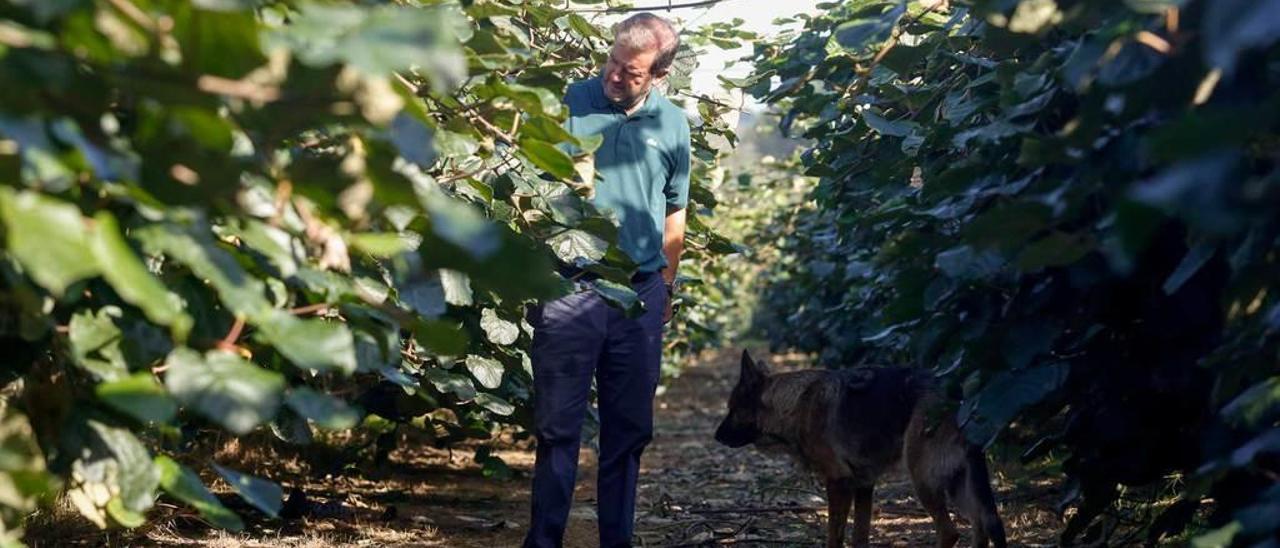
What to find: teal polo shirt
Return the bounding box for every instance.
[563,77,691,273]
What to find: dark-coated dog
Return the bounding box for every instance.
[714,351,1007,548]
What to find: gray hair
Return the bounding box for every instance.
[612,13,680,75]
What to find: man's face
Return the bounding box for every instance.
[602,44,662,108]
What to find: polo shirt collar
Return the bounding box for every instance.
[591,76,662,118]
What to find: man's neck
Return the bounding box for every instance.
[621,92,648,116]
[607,86,650,116]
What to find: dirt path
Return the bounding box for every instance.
[31,348,1060,547]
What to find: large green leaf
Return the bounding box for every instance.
[255,312,357,375]
[547,228,608,266]
[474,392,515,416]
[1202,0,1280,75]
[440,269,473,306]
[464,355,504,389]
[155,455,243,531]
[591,279,644,317]
[1221,377,1280,429]
[212,464,282,519]
[285,387,360,430]
[0,188,99,296]
[480,308,519,346]
[1015,232,1094,271]
[270,3,468,86]
[413,319,470,356]
[418,187,503,260]
[89,212,193,341]
[519,138,576,180]
[960,363,1070,447]
[87,421,159,515]
[172,5,266,79]
[830,3,904,52]
[69,308,130,382]
[0,408,59,520]
[423,367,477,401]
[135,223,273,319]
[96,373,178,424]
[163,348,285,435]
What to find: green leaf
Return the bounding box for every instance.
[565,13,603,40]
[474,393,515,416]
[423,367,477,401]
[1163,241,1217,295]
[520,138,576,180]
[256,312,357,375]
[285,387,360,430]
[960,363,1070,447]
[464,355,504,389]
[87,421,159,515]
[591,279,644,317]
[831,4,904,52]
[418,187,502,260]
[0,188,99,296]
[397,267,447,318]
[164,348,285,435]
[135,223,273,320]
[89,212,193,341]
[547,229,608,265]
[1221,377,1280,429]
[935,246,1005,281]
[1192,521,1241,548]
[389,112,437,168]
[480,309,519,346]
[862,109,915,137]
[1005,0,1063,34]
[270,4,469,86]
[348,232,418,258]
[155,456,243,531]
[1016,232,1094,271]
[495,81,563,117]
[212,464,282,519]
[96,373,178,424]
[413,319,469,356]
[1123,0,1188,13]
[0,409,58,517]
[69,307,129,382]
[440,269,473,306]
[106,498,147,528]
[172,6,265,79]
[1202,0,1280,75]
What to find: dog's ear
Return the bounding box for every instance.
[740,350,768,385]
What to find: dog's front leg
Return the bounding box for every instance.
[825,478,854,548]
[851,485,873,547]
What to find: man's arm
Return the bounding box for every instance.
[662,207,687,286]
[662,116,691,323]
[662,207,686,324]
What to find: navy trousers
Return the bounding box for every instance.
[522,272,667,548]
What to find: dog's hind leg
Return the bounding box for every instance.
[825,478,854,548]
[905,406,960,548]
[955,448,1007,548]
[851,485,874,548]
[912,476,960,548]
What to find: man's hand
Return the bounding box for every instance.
[663,294,675,324]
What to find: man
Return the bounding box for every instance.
[523,13,690,548]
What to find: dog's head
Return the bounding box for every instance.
[714,350,770,448]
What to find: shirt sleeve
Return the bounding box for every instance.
[664,117,691,210]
